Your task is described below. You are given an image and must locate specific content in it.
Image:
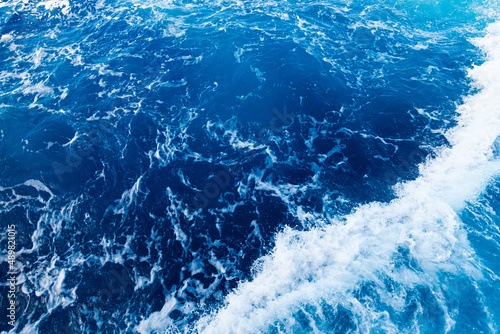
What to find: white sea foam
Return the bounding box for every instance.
[36,0,71,15]
[190,21,500,333]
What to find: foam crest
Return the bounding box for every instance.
[399,21,500,209]
[194,21,500,333]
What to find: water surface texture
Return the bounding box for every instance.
[1,0,500,333]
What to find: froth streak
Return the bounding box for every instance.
[194,22,500,334]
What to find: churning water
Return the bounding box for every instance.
[1,0,500,333]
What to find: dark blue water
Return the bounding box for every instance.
[1,0,500,333]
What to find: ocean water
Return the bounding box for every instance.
[1,0,500,333]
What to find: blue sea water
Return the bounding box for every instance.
[1,0,500,333]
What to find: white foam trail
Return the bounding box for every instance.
[193,21,500,333]
[37,0,71,15]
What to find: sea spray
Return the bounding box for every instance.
[195,21,500,334]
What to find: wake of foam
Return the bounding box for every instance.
[184,21,500,334]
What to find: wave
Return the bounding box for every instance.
[179,21,500,334]
[1,0,498,332]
